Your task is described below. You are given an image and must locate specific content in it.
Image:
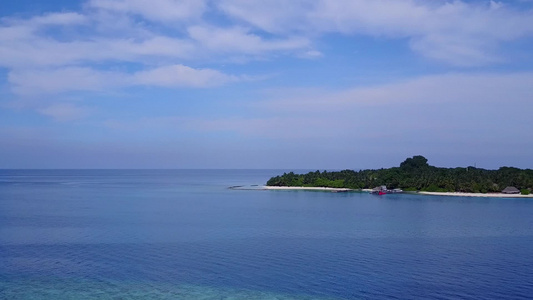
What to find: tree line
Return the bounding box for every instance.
[266,156,533,193]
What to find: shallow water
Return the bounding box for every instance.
[1,170,533,299]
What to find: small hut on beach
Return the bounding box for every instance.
[501,186,520,194]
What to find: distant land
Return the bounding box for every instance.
[266,156,532,195]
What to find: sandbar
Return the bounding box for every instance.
[262,186,353,192]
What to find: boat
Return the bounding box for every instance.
[370,186,403,195]
[370,186,388,195]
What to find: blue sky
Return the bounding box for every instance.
[1,0,533,169]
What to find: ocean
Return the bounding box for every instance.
[1,169,532,299]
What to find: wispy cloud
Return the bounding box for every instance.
[0,1,316,99]
[8,67,124,95]
[88,0,208,22]
[102,72,533,142]
[1,0,533,122]
[9,65,240,95]
[134,64,240,87]
[2,0,533,95]
[188,25,310,55]
[219,0,533,66]
[37,103,91,121]
[2,11,88,29]
[257,72,533,113]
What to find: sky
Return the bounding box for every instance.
[1,0,533,169]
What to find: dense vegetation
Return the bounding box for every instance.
[266,156,533,193]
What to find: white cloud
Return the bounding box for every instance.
[27,12,88,27]
[409,34,501,67]
[8,67,127,95]
[134,64,239,87]
[88,0,207,22]
[1,0,533,116]
[187,25,310,55]
[8,65,240,95]
[226,72,533,147]
[2,12,88,29]
[103,72,533,141]
[297,50,323,59]
[2,0,531,81]
[0,31,196,69]
[217,0,313,34]
[0,12,87,43]
[37,103,91,121]
[219,0,533,66]
[116,36,196,58]
[259,72,533,112]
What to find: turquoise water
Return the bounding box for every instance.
[1,170,533,299]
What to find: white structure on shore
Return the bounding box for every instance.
[502,186,520,194]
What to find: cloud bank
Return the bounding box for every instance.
[1,0,533,168]
[1,0,532,97]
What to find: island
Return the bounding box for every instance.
[266,156,533,196]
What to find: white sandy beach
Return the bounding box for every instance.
[417,191,533,198]
[262,186,533,198]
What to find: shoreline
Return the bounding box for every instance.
[416,191,533,198]
[262,186,533,198]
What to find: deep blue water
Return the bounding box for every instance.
[1,169,533,299]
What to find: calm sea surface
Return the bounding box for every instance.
[1,169,533,299]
